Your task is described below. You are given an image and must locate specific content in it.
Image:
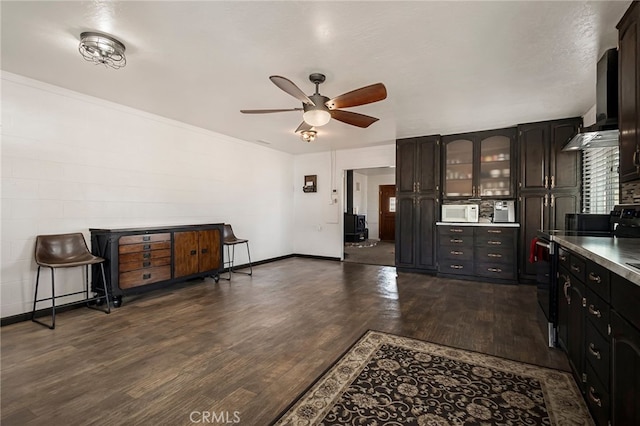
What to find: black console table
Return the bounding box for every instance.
[90,224,223,307]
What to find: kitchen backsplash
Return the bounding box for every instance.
[621,181,640,204]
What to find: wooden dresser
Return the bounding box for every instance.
[90,224,223,307]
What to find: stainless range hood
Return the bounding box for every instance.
[563,48,619,151]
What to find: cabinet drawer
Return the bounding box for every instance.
[586,261,610,302]
[118,241,172,254]
[474,227,516,238]
[119,257,171,273]
[585,361,610,426]
[474,262,516,280]
[585,322,610,390]
[558,247,571,270]
[439,247,474,262]
[439,235,473,247]
[439,260,473,275]
[437,226,473,237]
[475,246,513,264]
[119,249,171,264]
[119,266,171,289]
[475,234,514,248]
[568,253,586,283]
[586,288,610,338]
[119,233,171,245]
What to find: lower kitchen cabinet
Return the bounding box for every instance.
[557,244,640,425]
[90,224,223,307]
[436,224,518,282]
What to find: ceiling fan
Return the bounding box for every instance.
[241,73,387,133]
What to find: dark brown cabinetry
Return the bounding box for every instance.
[442,128,516,199]
[174,229,221,278]
[90,224,223,306]
[396,135,440,272]
[518,118,582,280]
[437,225,518,282]
[618,1,640,182]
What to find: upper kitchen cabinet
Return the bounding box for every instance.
[397,136,440,196]
[519,118,582,192]
[618,1,640,183]
[442,128,516,199]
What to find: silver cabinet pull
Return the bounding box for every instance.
[562,275,571,303]
[487,267,502,273]
[487,241,502,245]
[544,175,548,189]
[450,238,463,243]
[588,387,602,407]
[571,264,581,273]
[551,175,555,189]
[487,253,502,258]
[450,228,463,233]
[450,250,463,255]
[588,304,602,318]
[588,343,601,360]
[588,272,601,283]
[450,265,464,269]
[487,229,502,234]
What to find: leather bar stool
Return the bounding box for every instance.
[222,224,252,281]
[32,233,111,329]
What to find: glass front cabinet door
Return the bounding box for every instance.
[443,129,515,199]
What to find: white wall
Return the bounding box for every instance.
[293,145,396,258]
[1,72,294,317]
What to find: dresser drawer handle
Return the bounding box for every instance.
[588,387,602,407]
[190,250,197,256]
[143,273,151,280]
[487,253,502,258]
[143,244,151,250]
[143,261,151,267]
[571,264,581,273]
[142,236,151,242]
[450,228,463,233]
[588,272,601,283]
[450,265,463,269]
[450,238,463,243]
[487,229,502,234]
[143,253,151,259]
[201,248,208,254]
[450,250,463,255]
[488,267,502,273]
[588,343,601,360]
[588,304,602,318]
[559,255,567,262]
[488,241,502,245]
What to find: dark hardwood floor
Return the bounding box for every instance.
[1,258,569,425]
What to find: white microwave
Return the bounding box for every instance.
[442,204,479,223]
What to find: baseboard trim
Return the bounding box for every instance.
[2,253,342,326]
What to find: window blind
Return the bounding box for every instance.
[582,146,619,213]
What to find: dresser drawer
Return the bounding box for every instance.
[585,361,610,426]
[439,235,473,247]
[585,321,610,390]
[474,234,514,248]
[118,241,172,254]
[440,246,474,262]
[586,288,610,338]
[474,262,516,280]
[586,261,611,302]
[568,253,586,283]
[475,246,513,265]
[438,226,473,237]
[474,227,516,238]
[557,247,571,270]
[119,266,171,289]
[119,233,171,245]
[119,257,171,273]
[439,260,473,275]
[119,249,172,264]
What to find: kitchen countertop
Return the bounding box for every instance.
[436,222,520,227]
[550,235,640,286]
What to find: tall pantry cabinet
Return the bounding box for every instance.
[518,118,582,280]
[396,135,440,272]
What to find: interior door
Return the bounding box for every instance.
[379,185,396,241]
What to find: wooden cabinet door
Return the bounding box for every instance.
[550,192,580,230]
[416,136,440,195]
[611,310,640,425]
[174,231,199,278]
[550,119,582,191]
[416,196,437,270]
[396,138,417,195]
[395,196,416,268]
[519,123,550,191]
[567,279,587,394]
[557,268,570,352]
[618,2,640,183]
[198,229,220,273]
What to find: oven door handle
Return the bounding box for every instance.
[535,240,551,250]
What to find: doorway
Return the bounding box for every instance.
[343,167,396,267]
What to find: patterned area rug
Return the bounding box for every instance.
[273,331,592,425]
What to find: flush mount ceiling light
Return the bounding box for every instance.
[300,130,317,143]
[78,32,126,69]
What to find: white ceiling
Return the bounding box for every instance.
[1,1,631,155]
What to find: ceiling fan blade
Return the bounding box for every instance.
[325,83,387,109]
[270,76,315,106]
[330,110,379,128]
[240,108,303,114]
[295,121,313,133]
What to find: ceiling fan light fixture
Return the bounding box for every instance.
[79,31,126,69]
[303,109,331,127]
[300,130,317,143]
